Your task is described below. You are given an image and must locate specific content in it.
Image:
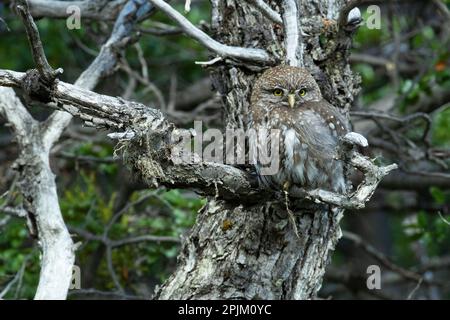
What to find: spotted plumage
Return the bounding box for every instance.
[249,66,349,193]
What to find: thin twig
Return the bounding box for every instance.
[247,0,282,24]
[407,278,423,300]
[438,211,450,226]
[343,231,439,286]
[0,256,29,299]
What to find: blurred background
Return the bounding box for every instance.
[0,0,449,299]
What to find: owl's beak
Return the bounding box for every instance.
[288,94,296,108]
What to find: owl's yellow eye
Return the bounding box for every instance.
[299,89,307,96]
[273,89,283,96]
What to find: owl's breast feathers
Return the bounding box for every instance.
[250,100,348,193]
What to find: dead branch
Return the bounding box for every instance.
[147,0,271,63]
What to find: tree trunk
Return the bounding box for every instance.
[155,0,361,299]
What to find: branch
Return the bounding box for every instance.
[0,84,75,300]
[247,0,282,24]
[282,0,303,67]
[27,0,127,20]
[147,0,271,63]
[0,87,35,142]
[42,0,154,148]
[71,227,180,247]
[16,0,63,82]
[68,288,144,300]
[0,69,397,206]
[379,171,450,190]
[0,0,153,300]
[351,109,432,145]
[0,256,28,299]
[293,132,397,209]
[342,231,440,286]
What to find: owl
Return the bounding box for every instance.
[249,66,349,194]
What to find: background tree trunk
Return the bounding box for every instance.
[155,0,361,299]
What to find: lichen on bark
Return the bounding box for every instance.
[154,0,362,299]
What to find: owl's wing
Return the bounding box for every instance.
[293,109,340,161]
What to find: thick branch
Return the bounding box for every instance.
[0,68,396,208]
[147,0,271,63]
[0,0,153,300]
[0,87,35,140]
[27,0,127,20]
[282,0,303,67]
[0,87,75,300]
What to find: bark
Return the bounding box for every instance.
[155,0,361,299]
[0,0,153,299]
[0,87,75,300]
[0,0,396,300]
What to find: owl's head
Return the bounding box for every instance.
[251,66,322,109]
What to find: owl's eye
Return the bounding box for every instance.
[299,89,307,96]
[273,89,283,96]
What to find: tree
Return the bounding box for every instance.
[0,0,449,300]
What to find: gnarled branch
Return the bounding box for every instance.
[147,0,271,63]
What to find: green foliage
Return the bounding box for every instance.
[351,5,450,290]
[433,108,450,147]
[58,171,205,291]
[0,218,40,299]
[1,1,448,299]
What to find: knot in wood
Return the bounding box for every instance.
[21,69,55,103]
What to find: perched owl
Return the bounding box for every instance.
[249,66,349,194]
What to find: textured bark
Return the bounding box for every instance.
[0,87,75,300]
[0,0,389,300]
[0,0,153,299]
[155,0,360,299]
[17,135,75,300]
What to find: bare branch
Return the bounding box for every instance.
[0,0,153,300]
[438,211,450,226]
[282,0,303,67]
[71,227,180,247]
[0,87,35,142]
[342,231,436,285]
[42,0,154,149]
[68,288,143,300]
[27,0,127,20]
[0,67,398,208]
[1,206,28,218]
[147,0,271,63]
[15,0,63,82]
[247,0,282,24]
[0,256,28,299]
[293,133,397,209]
[352,108,432,145]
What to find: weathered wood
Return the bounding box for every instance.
[155,0,362,300]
